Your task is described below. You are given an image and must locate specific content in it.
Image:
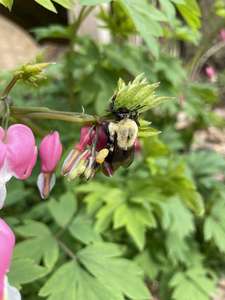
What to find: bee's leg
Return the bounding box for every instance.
[101,122,109,137]
[133,109,140,127]
[110,90,118,111]
[87,145,111,180]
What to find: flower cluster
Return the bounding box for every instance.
[61,122,109,181]
[0,125,62,209]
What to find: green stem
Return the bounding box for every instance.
[55,238,76,260]
[10,105,93,118]
[68,5,95,111]
[2,98,10,142]
[187,20,225,76]
[10,111,97,124]
[1,76,18,99]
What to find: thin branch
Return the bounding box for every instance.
[55,238,76,260]
[10,112,97,124]
[190,40,225,80]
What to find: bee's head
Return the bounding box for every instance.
[113,107,133,122]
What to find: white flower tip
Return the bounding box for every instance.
[0,183,7,209]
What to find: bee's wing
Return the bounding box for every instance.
[111,143,135,171]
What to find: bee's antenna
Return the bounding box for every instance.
[132,105,146,112]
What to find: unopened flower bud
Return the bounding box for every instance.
[37,131,62,199]
[68,150,91,182]
[62,134,91,176]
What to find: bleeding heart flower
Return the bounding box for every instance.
[0,218,21,300]
[0,124,37,209]
[37,131,62,199]
[61,133,91,176]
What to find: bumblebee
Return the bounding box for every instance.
[90,91,145,178]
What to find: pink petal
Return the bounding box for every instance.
[221,29,225,41]
[6,125,37,179]
[206,66,215,78]
[0,219,15,300]
[40,132,62,173]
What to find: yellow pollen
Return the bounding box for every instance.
[96,149,109,163]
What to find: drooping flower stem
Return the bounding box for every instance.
[1,76,18,100]
[10,111,97,124]
[2,99,10,143]
[10,106,109,124]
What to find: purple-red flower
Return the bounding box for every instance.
[37,131,62,199]
[135,138,142,152]
[81,122,108,152]
[0,219,21,300]
[0,124,37,208]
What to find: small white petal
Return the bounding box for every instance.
[0,161,12,184]
[4,276,21,300]
[37,172,44,199]
[0,183,7,209]
[61,149,74,176]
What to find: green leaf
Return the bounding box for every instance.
[134,249,161,280]
[171,0,185,3]
[161,196,194,238]
[39,260,122,300]
[53,0,73,9]
[34,0,57,13]
[165,232,190,265]
[48,192,77,227]
[0,0,13,10]
[169,267,218,300]
[185,151,225,177]
[78,0,112,5]
[118,0,164,58]
[104,74,170,116]
[159,0,176,26]
[14,221,59,269]
[77,243,151,299]
[31,25,71,41]
[94,189,126,232]
[8,257,48,289]
[216,8,225,18]
[138,127,161,137]
[204,199,225,252]
[176,0,201,33]
[113,203,157,250]
[69,215,102,244]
